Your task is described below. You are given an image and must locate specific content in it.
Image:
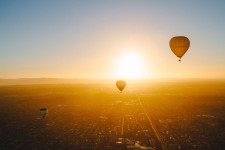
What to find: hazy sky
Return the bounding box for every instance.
[1,0,225,79]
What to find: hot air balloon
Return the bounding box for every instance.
[116,80,126,92]
[169,36,190,61]
[40,108,48,118]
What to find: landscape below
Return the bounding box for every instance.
[0,79,224,150]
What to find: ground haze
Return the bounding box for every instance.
[0,79,224,150]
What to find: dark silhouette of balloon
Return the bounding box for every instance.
[40,108,48,118]
[169,36,190,61]
[116,80,126,92]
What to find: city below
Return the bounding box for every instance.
[0,80,224,150]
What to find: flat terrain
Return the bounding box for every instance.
[0,80,224,150]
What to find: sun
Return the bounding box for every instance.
[114,51,148,79]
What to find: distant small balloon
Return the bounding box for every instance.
[116,80,126,92]
[40,108,48,118]
[169,36,190,61]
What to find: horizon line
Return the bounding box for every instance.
[0,77,225,80]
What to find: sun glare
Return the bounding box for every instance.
[114,51,148,79]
